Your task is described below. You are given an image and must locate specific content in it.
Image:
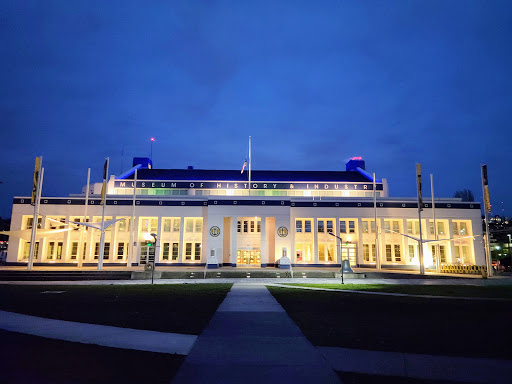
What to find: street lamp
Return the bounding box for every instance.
[328,232,352,284]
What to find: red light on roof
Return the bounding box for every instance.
[350,156,362,160]
[150,137,155,142]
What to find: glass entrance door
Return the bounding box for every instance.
[140,244,155,265]
[341,244,357,266]
[236,249,261,265]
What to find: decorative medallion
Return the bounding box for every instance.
[277,226,288,238]
[209,226,221,237]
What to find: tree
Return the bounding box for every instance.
[454,189,474,202]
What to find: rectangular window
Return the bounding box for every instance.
[185,243,192,260]
[393,221,399,232]
[94,242,100,259]
[407,221,413,234]
[186,219,193,233]
[243,221,248,232]
[305,220,312,233]
[319,244,325,261]
[326,220,333,233]
[462,246,470,263]
[257,221,261,233]
[384,221,391,232]
[438,222,445,235]
[431,245,437,263]
[409,245,415,261]
[440,245,446,263]
[71,242,78,259]
[452,222,459,236]
[237,221,241,233]
[117,243,124,259]
[47,242,55,259]
[339,221,346,234]
[163,219,171,232]
[415,221,420,235]
[104,243,110,260]
[370,221,376,234]
[194,243,201,261]
[83,243,87,260]
[119,218,128,232]
[296,220,303,233]
[250,221,255,233]
[349,221,355,233]
[318,221,324,233]
[362,221,369,234]
[195,219,202,233]
[460,222,467,236]
[371,244,376,262]
[363,244,369,261]
[24,242,39,259]
[454,246,461,262]
[172,243,179,261]
[163,243,170,260]
[173,219,180,232]
[429,221,435,235]
[386,244,392,262]
[394,244,401,262]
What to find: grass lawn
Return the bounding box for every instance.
[0,330,184,384]
[282,283,512,298]
[0,283,232,334]
[268,286,512,359]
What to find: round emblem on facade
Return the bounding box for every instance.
[277,226,288,237]
[209,226,220,237]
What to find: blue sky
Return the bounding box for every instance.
[1,0,511,218]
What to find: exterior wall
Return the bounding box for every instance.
[7,196,484,269]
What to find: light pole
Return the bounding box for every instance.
[508,234,511,270]
[328,232,344,284]
[150,137,155,161]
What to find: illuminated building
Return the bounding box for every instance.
[6,157,484,269]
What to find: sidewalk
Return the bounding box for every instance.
[171,283,341,383]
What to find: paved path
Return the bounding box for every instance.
[172,283,341,383]
[0,310,196,355]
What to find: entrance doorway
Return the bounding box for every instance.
[140,243,155,265]
[341,244,357,266]
[236,249,261,265]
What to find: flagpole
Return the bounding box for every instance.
[28,157,43,271]
[78,168,90,269]
[481,165,492,277]
[248,136,252,196]
[431,173,439,273]
[98,157,109,271]
[128,168,137,268]
[373,173,380,269]
[416,163,425,275]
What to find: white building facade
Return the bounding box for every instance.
[7,158,485,269]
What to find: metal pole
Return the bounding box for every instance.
[416,164,425,275]
[78,168,90,269]
[248,136,251,196]
[128,169,138,267]
[98,158,109,271]
[481,165,492,277]
[373,173,380,269]
[28,163,43,270]
[431,174,439,273]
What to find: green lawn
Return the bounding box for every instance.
[0,284,232,334]
[282,283,512,298]
[0,330,184,384]
[268,286,512,359]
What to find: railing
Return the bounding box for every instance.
[439,264,487,275]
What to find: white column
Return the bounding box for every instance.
[178,217,185,264]
[313,218,319,264]
[357,218,364,265]
[289,216,295,264]
[38,215,47,263]
[110,216,118,264]
[231,216,238,266]
[260,216,267,267]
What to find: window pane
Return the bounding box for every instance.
[305,220,311,233]
[326,221,333,233]
[163,219,171,232]
[296,220,303,233]
[386,244,392,261]
[186,219,193,232]
[237,221,241,233]
[318,221,324,233]
[363,222,369,233]
[195,219,202,233]
[438,222,445,235]
[452,222,459,236]
[394,244,401,261]
[185,243,192,260]
[339,221,346,234]
[173,219,180,232]
[172,243,179,260]
[349,221,355,233]
[393,221,399,232]
[194,243,201,260]
[117,243,124,259]
[163,243,169,260]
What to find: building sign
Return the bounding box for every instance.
[115,181,384,191]
[209,226,220,237]
[277,227,289,237]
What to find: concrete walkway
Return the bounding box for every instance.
[171,283,341,383]
[0,310,196,355]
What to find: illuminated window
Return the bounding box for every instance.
[173,219,180,232]
[250,221,255,232]
[452,222,459,236]
[194,243,201,260]
[237,221,241,232]
[172,243,178,260]
[117,243,124,260]
[163,243,170,260]
[386,245,392,262]
[23,242,39,259]
[103,243,110,260]
[409,244,415,261]
[326,220,333,233]
[318,221,324,233]
[186,219,193,232]
[243,221,248,232]
[460,222,467,236]
[438,222,445,235]
[339,221,346,234]
[296,221,303,233]
[394,244,401,262]
[257,221,261,233]
[392,221,399,232]
[363,244,375,262]
[119,218,129,232]
[185,243,192,260]
[195,219,202,233]
[348,221,355,233]
[305,220,312,233]
[163,219,171,232]
[47,242,55,259]
[71,242,78,259]
[94,243,100,259]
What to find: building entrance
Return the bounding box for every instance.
[341,244,357,266]
[140,243,155,265]
[236,249,261,265]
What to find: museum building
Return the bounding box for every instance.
[7,157,485,269]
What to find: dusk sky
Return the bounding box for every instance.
[1,0,511,219]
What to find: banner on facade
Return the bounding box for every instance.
[416,163,423,211]
[31,157,42,205]
[481,164,491,212]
